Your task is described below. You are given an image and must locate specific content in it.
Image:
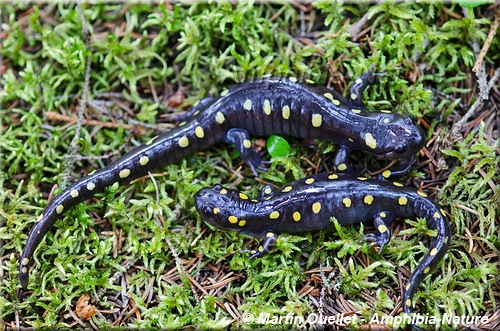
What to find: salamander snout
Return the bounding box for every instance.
[194,185,244,230]
[373,113,426,159]
[396,117,426,157]
[194,187,221,222]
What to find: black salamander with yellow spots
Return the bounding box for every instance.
[19,71,425,288]
[194,173,451,323]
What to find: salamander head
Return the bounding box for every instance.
[366,112,425,159]
[194,184,249,232]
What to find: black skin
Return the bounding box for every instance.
[19,71,425,289]
[195,173,451,331]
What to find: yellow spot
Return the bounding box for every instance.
[293,211,301,221]
[266,232,274,237]
[221,89,229,96]
[269,211,280,219]
[251,199,258,202]
[213,207,220,214]
[380,212,387,218]
[383,118,390,124]
[305,178,315,185]
[355,78,363,84]
[378,224,387,233]
[357,177,368,180]
[393,182,403,187]
[22,267,27,274]
[381,110,391,114]
[398,197,408,205]
[36,214,44,222]
[338,163,347,171]
[193,110,200,116]
[423,267,430,274]
[215,111,225,124]
[193,100,200,107]
[56,204,64,214]
[228,216,238,224]
[406,299,412,307]
[265,196,271,200]
[328,174,338,180]
[195,126,205,138]
[365,133,377,149]
[119,169,131,179]
[258,246,263,252]
[440,209,446,216]
[417,191,427,197]
[282,186,292,193]
[239,192,249,200]
[264,99,271,115]
[264,187,272,194]
[238,220,246,227]
[305,79,314,84]
[351,109,362,114]
[312,114,322,127]
[178,136,189,148]
[382,170,391,178]
[87,182,95,191]
[220,188,228,194]
[140,156,150,166]
[22,258,29,265]
[430,248,438,256]
[342,198,352,207]
[350,93,357,100]
[433,211,440,219]
[70,189,79,198]
[289,77,297,82]
[243,139,252,148]
[312,202,321,214]
[332,99,340,105]
[364,195,374,205]
[243,99,252,110]
[282,105,290,119]
[323,92,334,102]
[406,283,411,291]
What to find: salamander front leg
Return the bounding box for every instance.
[224,128,265,176]
[242,232,277,259]
[360,212,394,253]
[379,156,415,180]
[334,146,351,173]
[349,70,387,108]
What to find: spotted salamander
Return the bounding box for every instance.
[194,173,451,324]
[20,70,425,288]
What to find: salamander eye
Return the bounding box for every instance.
[404,118,414,126]
[213,184,222,191]
[395,145,408,154]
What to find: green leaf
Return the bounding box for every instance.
[266,135,291,158]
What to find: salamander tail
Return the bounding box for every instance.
[403,203,451,329]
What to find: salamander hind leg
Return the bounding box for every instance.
[360,212,394,253]
[167,97,215,122]
[224,128,265,176]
